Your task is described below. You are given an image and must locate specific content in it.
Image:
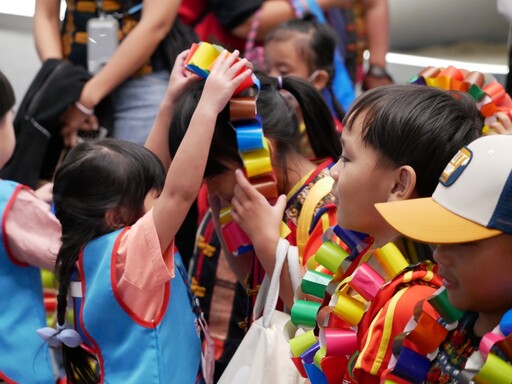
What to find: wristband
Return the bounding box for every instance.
[366,64,392,79]
[75,101,94,116]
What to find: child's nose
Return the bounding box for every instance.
[433,244,453,266]
[329,163,340,181]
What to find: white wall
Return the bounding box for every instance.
[0,15,40,108]
[389,0,509,50]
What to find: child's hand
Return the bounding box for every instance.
[165,49,201,104]
[231,169,286,251]
[60,108,99,147]
[489,112,512,135]
[35,182,54,204]
[201,50,252,114]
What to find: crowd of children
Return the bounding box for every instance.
[2,7,512,384]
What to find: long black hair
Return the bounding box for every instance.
[265,13,345,122]
[0,70,15,118]
[52,139,165,383]
[344,84,482,197]
[169,72,341,182]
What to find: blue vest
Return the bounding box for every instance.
[0,180,55,383]
[74,228,201,383]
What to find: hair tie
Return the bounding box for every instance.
[37,323,82,348]
[277,76,283,90]
[75,101,94,116]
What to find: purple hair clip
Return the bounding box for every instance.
[37,323,82,348]
[277,76,283,90]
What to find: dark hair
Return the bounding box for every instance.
[265,13,345,121]
[344,84,482,197]
[0,70,15,118]
[52,139,165,383]
[169,73,341,183]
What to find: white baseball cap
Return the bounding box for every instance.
[375,134,512,244]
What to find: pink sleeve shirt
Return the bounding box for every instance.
[115,209,176,322]
[8,195,176,323]
[5,188,61,271]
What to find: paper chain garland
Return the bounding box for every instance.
[185,42,278,256]
[408,66,512,135]
[286,66,512,382]
[384,288,512,384]
[287,225,422,382]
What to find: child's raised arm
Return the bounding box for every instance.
[145,49,200,169]
[152,50,252,253]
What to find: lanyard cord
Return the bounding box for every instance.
[95,0,105,17]
[175,256,203,318]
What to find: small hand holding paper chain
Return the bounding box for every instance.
[489,111,512,135]
[231,168,287,263]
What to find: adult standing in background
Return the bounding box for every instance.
[497,0,512,96]
[33,0,183,146]
[33,0,200,272]
[178,0,392,91]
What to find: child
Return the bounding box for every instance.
[171,71,341,308]
[264,14,346,131]
[279,84,484,383]
[375,134,512,383]
[0,70,61,382]
[170,68,340,380]
[49,50,251,383]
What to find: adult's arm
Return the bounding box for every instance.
[34,0,181,141]
[79,0,181,109]
[362,0,389,68]
[34,0,64,60]
[230,0,349,41]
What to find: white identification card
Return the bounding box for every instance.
[87,15,119,74]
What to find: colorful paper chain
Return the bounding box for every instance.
[185,42,278,256]
[287,225,423,382]
[409,66,512,135]
[286,66,512,382]
[384,288,512,384]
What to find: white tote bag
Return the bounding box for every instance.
[218,239,305,384]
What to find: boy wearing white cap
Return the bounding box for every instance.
[376,134,512,383]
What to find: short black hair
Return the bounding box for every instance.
[344,84,482,197]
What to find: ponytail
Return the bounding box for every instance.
[55,233,99,384]
[280,76,342,160]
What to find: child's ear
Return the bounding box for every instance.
[388,165,416,202]
[105,207,127,230]
[310,69,329,91]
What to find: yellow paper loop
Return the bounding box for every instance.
[374,242,408,278]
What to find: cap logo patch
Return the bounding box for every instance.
[440,147,472,186]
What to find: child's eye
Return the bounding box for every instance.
[339,155,350,163]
